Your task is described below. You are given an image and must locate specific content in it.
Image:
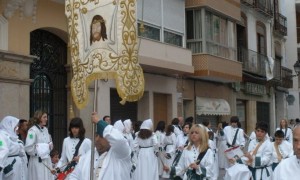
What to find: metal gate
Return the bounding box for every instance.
[30,29,67,153]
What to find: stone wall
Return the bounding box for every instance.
[0,50,34,120]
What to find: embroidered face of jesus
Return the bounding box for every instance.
[90,15,108,45]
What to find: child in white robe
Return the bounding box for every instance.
[154,121,166,178]
[270,130,293,170]
[273,125,300,180]
[133,119,159,180]
[161,125,176,179]
[240,122,272,180]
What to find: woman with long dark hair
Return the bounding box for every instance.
[56,117,91,174]
[155,120,165,177]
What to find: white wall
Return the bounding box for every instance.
[286,0,300,119]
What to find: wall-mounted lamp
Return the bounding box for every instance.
[290,60,300,78]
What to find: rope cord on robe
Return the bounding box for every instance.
[247,140,270,180]
[274,143,282,162]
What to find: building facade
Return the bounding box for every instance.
[1,0,299,152]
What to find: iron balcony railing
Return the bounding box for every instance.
[274,12,287,36]
[237,47,266,77]
[241,0,273,17]
[281,67,293,89]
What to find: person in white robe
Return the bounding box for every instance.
[208,131,218,180]
[124,119,134,151]
[154,121,166,177]
[133,119,159,180]
[222,116,245,168]
[270,130,293,171]
[224,163,252,180]
[273,124,300,180]
[0,131,7,179]
[164,124,214,180]
[25,110,54,180]
[216,122,229,169]
[240,121,272,180]
[173,122,191,180]
[172,118,183,137]
[161,125,176,179]
[0,116,28,180]
[123,119,136,179]
[68,113,131,180]
[114,120,125,133]
[276,119,293,144]
[223,116,246,149]
[175,122,191,151]
[56,117,91,175]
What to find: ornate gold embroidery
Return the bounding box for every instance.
[65,0,144,109]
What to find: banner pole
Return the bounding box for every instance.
[90,80,98,180]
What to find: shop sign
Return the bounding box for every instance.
[245,82,265,95]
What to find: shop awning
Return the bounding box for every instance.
[196,97,231,115]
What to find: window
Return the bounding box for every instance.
[138,23,160,41]
[186,10,195,40]
[186,10,237,60]
[257,22,266,55]
[164,30,183,47]
[186,10,202,53]
[205,12,236,60]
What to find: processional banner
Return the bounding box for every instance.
[65,0,144,109]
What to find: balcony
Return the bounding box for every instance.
[241,0,273,17]
[238,47,266,77]
[185,0,241,21]
[274,13,287,36]
[138,38,194,76]
[191,54,242,83]
[281,67,293,88]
